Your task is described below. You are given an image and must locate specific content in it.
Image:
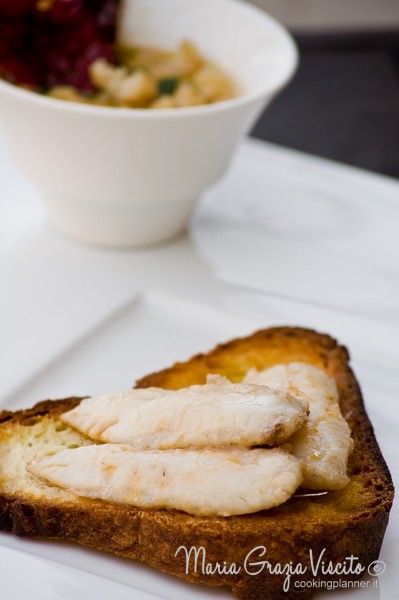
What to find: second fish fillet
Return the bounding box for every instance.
[61,382,308,449]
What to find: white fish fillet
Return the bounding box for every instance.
[61,382,308,449]
[245,363,353,490]
[27,445,303,516]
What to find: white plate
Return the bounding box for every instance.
[0,134,398,599]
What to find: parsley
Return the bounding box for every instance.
[158,77,179,95]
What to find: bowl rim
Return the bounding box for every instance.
[0,0,298,120]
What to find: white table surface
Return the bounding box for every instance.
[0,132,398,600]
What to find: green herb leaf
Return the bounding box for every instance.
[158,77,179,95]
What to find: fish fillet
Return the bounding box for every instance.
[245,363,353,490]
[27,445,303,516]
[61,383,308,449]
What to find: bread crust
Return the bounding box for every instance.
[0,327,394,599]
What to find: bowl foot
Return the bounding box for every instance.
[43,194,198,248]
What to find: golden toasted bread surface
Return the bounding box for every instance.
[0,327,394,600]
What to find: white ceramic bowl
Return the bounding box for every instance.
[0,0,297,247]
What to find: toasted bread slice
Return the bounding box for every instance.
[0,327,394,600]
